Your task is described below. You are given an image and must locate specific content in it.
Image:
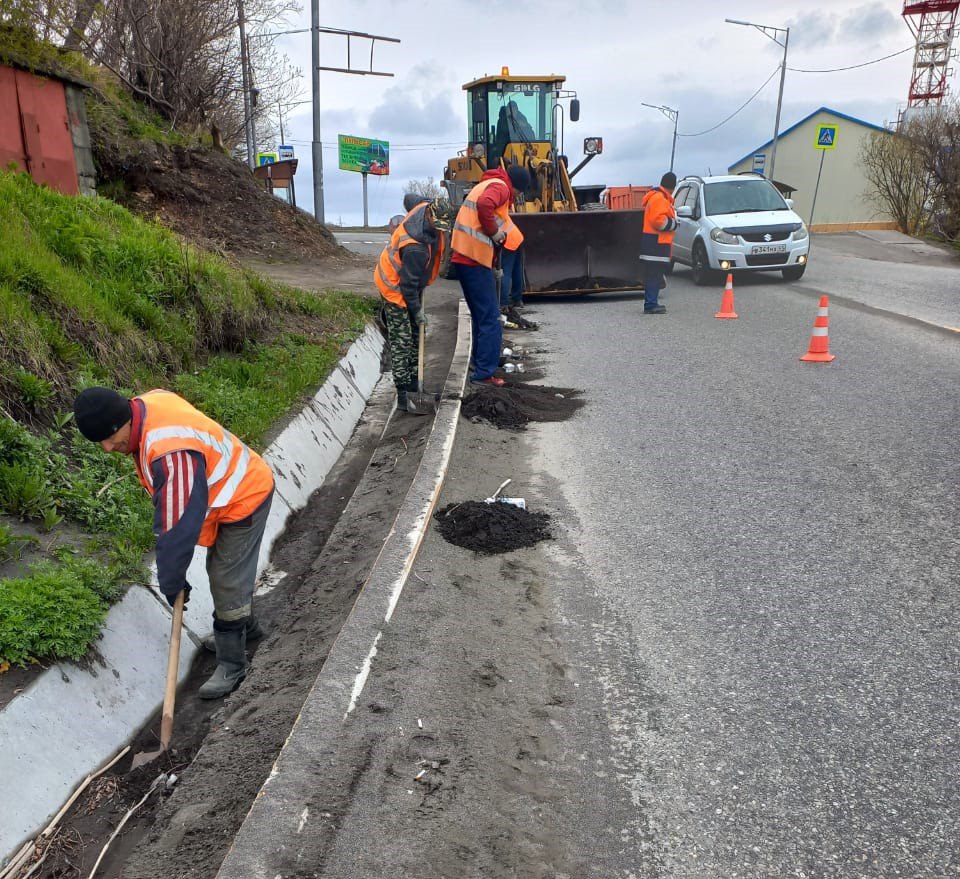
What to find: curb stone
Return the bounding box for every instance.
[0,324,385,866]
[215,300,472,878]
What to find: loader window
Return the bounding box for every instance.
[488,86,553,149]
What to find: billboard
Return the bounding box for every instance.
[338,135,390,175]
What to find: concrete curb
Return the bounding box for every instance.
[215,300,472,879]
[0,325,385,866]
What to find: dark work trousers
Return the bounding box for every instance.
[642,259,667,310]
[456,262,503,381]
[499,246,525,307]
[206,490,273,626]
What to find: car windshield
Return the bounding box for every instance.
[704,180,788,215]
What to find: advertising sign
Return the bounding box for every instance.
[338,134,390,175]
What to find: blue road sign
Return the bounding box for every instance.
[815,124,838,150]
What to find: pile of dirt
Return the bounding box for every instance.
[460,383,585,430]
[434,501,552,554]
[93,139,348,262]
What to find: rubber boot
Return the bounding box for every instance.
[398,387,427,416]
[198,625,247,699]
[202,617,263,653]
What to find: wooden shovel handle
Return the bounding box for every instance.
[159,589,185,751]
[417,321,426,392]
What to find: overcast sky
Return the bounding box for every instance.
[260,0,944,225]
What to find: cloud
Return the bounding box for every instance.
[367,63,461,137]
[784,3,902,51]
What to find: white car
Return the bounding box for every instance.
[671,174,810,285]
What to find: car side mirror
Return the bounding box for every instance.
[785,198,794,208]
[676,205,693,219]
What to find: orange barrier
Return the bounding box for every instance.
[715,273,738,319]
[800,295,836,362]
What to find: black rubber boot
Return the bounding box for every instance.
[398,387,427,416]
[202,617,263,653]
[198,625,248,699]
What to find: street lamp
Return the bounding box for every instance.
[640,102,679,173]
[725,18,790,183]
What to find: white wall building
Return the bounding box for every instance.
[728,107,897,232]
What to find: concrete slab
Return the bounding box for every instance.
[0,326,385,866]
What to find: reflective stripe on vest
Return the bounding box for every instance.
[374,206,444,307]
[135,391,273,546]
[451,178,512,267]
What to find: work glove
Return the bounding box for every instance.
[491,228,507,245]
[165,583,191,608]
[410,306,427,327]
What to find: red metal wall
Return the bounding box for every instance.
[0,65,79,195]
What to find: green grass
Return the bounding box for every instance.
[0,170,376,666]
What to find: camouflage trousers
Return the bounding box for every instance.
[381,298,417,390]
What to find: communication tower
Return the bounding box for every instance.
[902,1,960,108]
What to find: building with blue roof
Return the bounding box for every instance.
[728,107,897,231]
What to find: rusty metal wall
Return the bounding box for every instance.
[0,65,80,196]
[0,66,28,173]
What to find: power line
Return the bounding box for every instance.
[788,45,914,73]
[678,66,780,138]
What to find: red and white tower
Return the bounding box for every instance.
[903,1,960,108]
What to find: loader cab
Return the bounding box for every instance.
[464,72,564,168]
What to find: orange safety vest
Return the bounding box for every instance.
[134,390,274,547]
[374,204,445,307]
[639,186,677,262]
[451,178,521,267]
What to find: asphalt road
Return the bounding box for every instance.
[526,238,960,877]
[333,230,388,258]
[327,227,960,876]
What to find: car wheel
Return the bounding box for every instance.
[691,241,714,286]
[782,264,806,281]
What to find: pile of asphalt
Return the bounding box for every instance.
[434,501,552,554]
[460,383,584,431]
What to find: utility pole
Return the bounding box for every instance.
[237,0,256,169]
[725,19,790,182]
[310,0,324,222]
[641,103,679,173]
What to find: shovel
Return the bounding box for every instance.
[409,313,438,413]
[131,589,185,769]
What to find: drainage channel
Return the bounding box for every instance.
[9,290,462,879]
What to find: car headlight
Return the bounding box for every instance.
[710,228,739,245]
[792,225,809,241]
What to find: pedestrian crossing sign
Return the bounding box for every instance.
[815,124,838,150]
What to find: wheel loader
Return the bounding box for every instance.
[441,68,645,295]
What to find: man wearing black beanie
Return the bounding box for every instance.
[639,171,678,315]
[73,387,275,699]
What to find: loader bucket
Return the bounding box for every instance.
[512,209,646,295]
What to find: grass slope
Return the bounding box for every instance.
[0,171,375,667]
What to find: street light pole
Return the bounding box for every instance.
[640,102,679,173]
[310,0,325,223]
[725,18,790,182]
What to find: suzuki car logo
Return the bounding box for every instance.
[763,233,773,242]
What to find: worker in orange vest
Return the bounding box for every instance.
[374,197,446,414]
[73,387,275,699]
[451,165,530,385]
[639,171,678,315]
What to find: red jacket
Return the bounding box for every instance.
[452,167,515,267]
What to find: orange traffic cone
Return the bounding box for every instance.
[715,273,738,319]
[800,295,836,363]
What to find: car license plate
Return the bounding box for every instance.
[751,244,787,254]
